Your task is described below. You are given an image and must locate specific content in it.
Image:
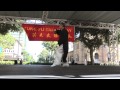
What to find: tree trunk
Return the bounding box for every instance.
[90,47,94,65]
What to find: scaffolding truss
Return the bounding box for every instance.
[0,15,120,63]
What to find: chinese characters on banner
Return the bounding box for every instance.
[22,24,75,42]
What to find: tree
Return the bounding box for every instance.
[42,41,58,57]
[0,33,16,49]
[22,50,34,62]
[0,18,26,35]
[0,23,20,35]
[38,49,49,63]
[0,52,5,61]
[75,27,110,65]
[0,21,23,49]
[0,33,16,61]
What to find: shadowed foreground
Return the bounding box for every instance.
[0,65,120,79]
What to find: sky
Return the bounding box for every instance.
[25,40,73,56]
[25,39,44,56]
[25,33,73,56]
[24,20,45,56]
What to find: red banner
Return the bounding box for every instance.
[22,24,75,42]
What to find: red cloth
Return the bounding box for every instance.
[22,24,75,42]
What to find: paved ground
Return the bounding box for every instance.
[0,65,120,79]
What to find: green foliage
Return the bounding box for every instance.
[38,48,55,63]
[38,49,49,60]
[0,23,19,35]
[0,52,5,61]
[0,33,16,49]
[0,19,25,35]
[42,41,58,52]
[40,42,57,63]
[42,41,58,56]
[75,27,110,49]
[38,49,49,63]
[75,27,110,64]
[0,61,14,65]
[27,56,33,62]
[0,33,16,61]
[22,50,34,62]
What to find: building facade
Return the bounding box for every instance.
[3,31,27,60]
[67,41,89,64]
[3,40,22,60]
[10,30,27,49]
[67,41,119,65]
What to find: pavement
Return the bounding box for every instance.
[0,65,120,79]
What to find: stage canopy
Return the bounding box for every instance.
[0,11,120,24]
